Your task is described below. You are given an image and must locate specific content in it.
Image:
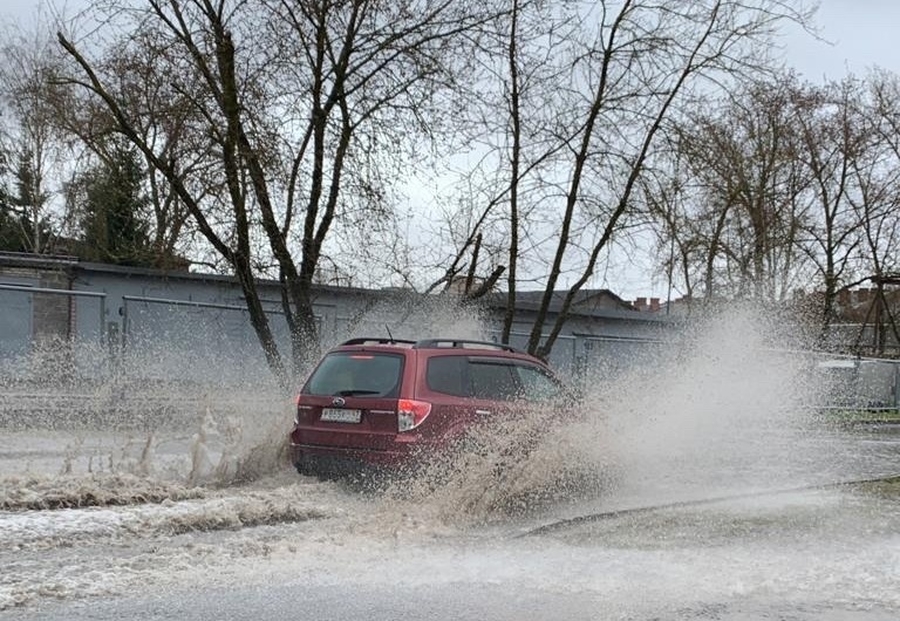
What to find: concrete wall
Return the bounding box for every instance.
[1,257,670,388]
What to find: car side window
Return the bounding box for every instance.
[426,355,469,396]
[469,361,519,400]
[515,364,563,402]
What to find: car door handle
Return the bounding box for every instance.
[475,409,491,415]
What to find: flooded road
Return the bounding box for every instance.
[1,426,898,621]
[3,314,898,620]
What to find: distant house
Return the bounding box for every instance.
[829,283,900,357]
[483,288,666,339]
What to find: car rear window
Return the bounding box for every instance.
[304,352,403,397]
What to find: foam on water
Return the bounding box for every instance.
[4,483,897,615]
[0,475,359,610]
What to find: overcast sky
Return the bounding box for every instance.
[781,0,900,80]
[1,1,898,81]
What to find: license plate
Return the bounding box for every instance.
[320,408,362,423]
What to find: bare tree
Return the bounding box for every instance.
[441,0,812,358]
[0,21,75,254]
[423,0,574,315]
[668,76,811,303]
[57,0,502,388]
[639,146,702,309]
[864,70,900,282]
[851,70,900,354]
[792,77,870,336]
[650,71,900,342]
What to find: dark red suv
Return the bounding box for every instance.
[289,338,567,476]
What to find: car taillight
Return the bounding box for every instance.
[397,399,432,432]
[295,400,312,424]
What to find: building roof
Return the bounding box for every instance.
[483,288,670,323]
[510,288,632,311]
[0,251,672,325]
[0,251,382,299]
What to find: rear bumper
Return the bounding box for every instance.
[290,442,411,466]
[289,441,438,479]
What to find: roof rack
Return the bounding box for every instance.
[413,339,524,353]
[340,337,417,346]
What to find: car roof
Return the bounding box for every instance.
[333,337,537,359]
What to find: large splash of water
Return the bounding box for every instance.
[0,293,489,505]
[6,297,899,617]
[381,303,838,526]
[0,296,861,522]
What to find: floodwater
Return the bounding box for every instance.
[1,427,898,620]
[1,310,899,619]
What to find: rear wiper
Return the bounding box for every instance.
[334,389,381,396]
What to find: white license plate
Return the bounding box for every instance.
[320,408,362,423]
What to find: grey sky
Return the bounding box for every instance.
[782,1,900,80]
[1,1,898,80]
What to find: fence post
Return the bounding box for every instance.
[894,361,900,410]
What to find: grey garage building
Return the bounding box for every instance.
[0,251,670,391]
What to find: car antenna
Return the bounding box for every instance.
[385,324,395,343]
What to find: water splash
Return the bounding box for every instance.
[379,303,836,525]
[0,298,874,519]
[0,293,491,504]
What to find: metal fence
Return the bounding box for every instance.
[119,294,292,386]
[0,286,289,429]
[0,284,109,379]
[2,285,899,431]
[796,352,900,412]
